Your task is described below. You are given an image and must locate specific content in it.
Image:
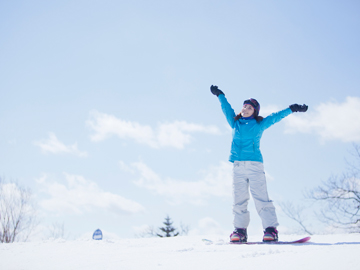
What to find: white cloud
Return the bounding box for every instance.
[119,161,135,174]
[124,161,276,205]
[86,111,221,149]
[36,173,145,215]
[284,96,360,142]
[8,139,17,145]
[260,104,281,117]
[188,217,228,236]
[121,161,233,205]
[34,133,88,157]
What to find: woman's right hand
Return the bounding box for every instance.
[210,85,224,97]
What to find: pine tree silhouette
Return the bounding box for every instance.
[157,215,179,237]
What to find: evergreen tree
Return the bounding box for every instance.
[157,215,179,237]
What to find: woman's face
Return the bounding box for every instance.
[241,104,255,118]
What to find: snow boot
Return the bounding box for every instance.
[263,227,278,242]
[230,228,247,243]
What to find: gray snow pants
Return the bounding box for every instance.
[232,161,279,229]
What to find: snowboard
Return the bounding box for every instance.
[202,236,311,245]
[230,236,311,245]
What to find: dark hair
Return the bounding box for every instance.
[234,113,264,123]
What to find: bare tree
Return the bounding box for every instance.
[0,178,37,243]
[48,222,67,239]
[135,225,157,238]
[307,144,360,232]
[279,201,313,235]
[308,174,360,232]
[179,222,190,236]
[346,143,360,173]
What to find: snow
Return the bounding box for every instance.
[1,234,359,270]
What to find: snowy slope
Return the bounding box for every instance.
[1,234,359,270]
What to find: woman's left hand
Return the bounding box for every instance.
[289,104,308,112]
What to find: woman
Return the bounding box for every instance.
[210,85,308,242]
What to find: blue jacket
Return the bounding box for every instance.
[218,94,292,163]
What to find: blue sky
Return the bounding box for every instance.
[1,0,360,239]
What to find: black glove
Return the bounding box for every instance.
[289,104,308,112]
[210,85,224,97]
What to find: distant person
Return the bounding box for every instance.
[210,85,308,243]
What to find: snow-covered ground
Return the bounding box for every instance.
[1,234,359,270]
